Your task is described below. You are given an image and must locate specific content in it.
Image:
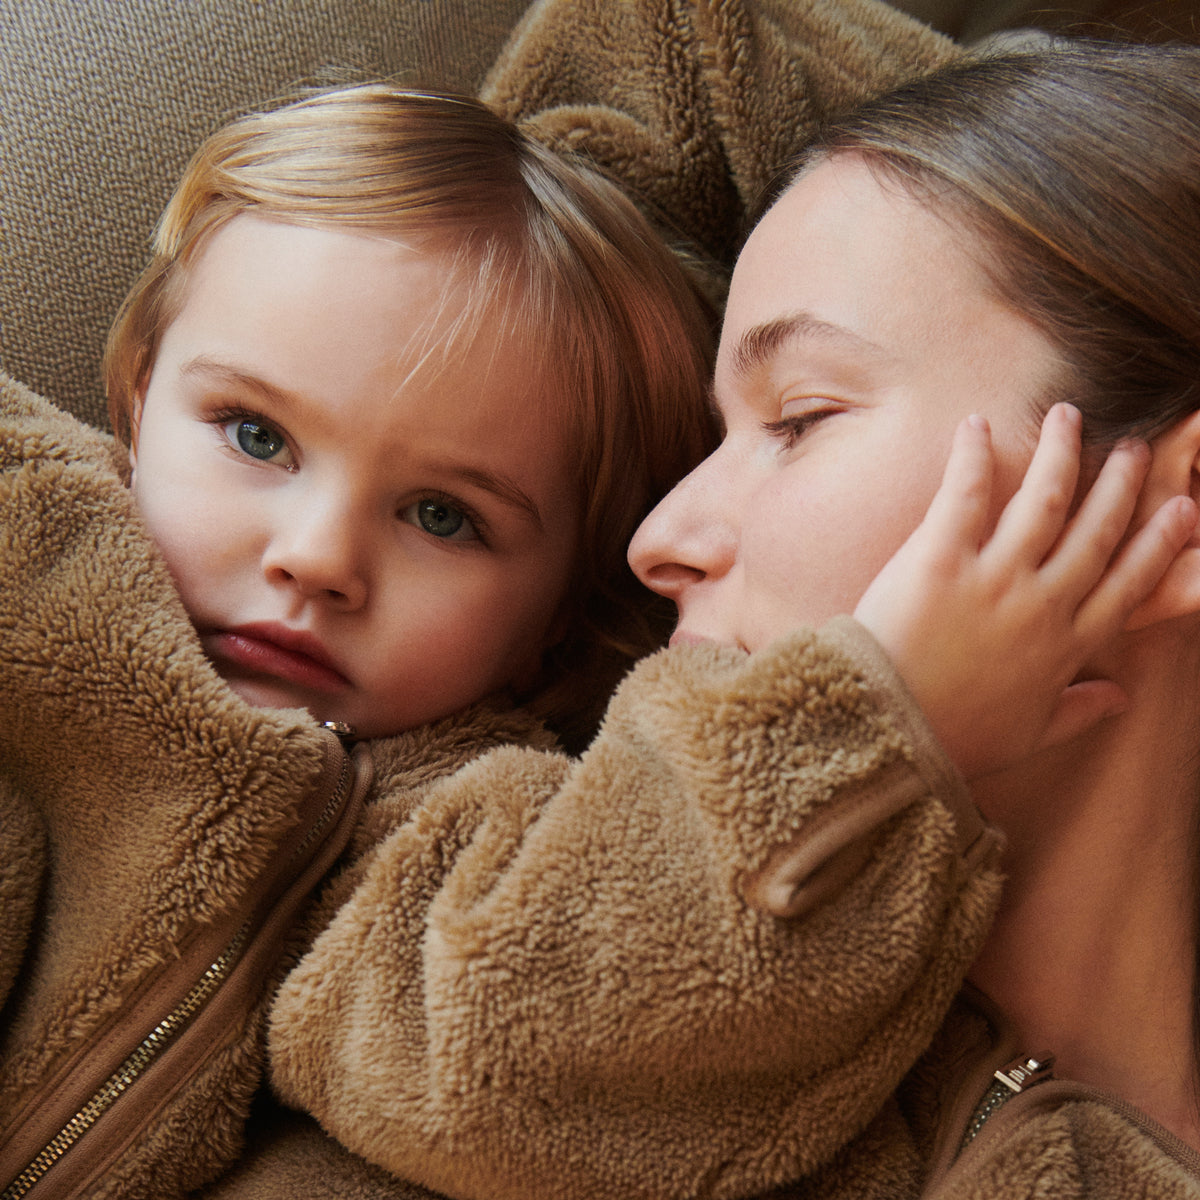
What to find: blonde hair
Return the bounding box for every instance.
[104,84,717,742]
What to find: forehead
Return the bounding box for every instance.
[718,154,1054,391]
[710,154,1068,440]
[190,217,552,391]
[725,154,992,337]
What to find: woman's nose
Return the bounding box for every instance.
[262,492,368,610]
[627,451,739,602]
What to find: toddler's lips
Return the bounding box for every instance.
[205,625,351,693]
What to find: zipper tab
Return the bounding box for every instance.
[994,1053,1055,1094]
[961,1052,1055,1151]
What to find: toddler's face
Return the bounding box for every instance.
[131,214,579,737]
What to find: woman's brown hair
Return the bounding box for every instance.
[787,40,1200,448]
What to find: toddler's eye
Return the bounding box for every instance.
[403,498,479,542]
[225,417,290,464]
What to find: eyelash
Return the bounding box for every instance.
[761,408,836,450]
[208,407,495,547]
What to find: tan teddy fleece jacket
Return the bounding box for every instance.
[479,0,959,300]
[9,374,1194,1200]
[258,613,1008,1200]
[0,377,369,1199]
[0,378,580,1200]
[250,618,1200,1200]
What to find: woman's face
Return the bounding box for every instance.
[629,153,1068,651]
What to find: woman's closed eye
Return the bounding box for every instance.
[401,495,483,544]
[761,405,839,451]
[217,412,296,469]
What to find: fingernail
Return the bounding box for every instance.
[967,414,988,430]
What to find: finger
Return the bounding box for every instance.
[1035,678,1130,752]
[1039,437,1151,602]
[915,414,995,558]
[1078,494,1198,636]
[1125,546,1200,632]
[985,403,1082,569]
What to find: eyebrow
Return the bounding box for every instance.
[726,311,885,382]
[180,356,545,531]
[443,465,545,531]
[180,356,301,414]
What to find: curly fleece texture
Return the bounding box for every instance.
[257,603,1009,1200]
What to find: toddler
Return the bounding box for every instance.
[0,82,713,1199]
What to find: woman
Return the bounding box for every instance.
[629,37,1200,1195]
[235,39,1200,1200]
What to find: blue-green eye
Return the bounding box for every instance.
[225,417,289,463]
[403,498,479,542]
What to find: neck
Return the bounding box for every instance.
[968,641,1200,1151]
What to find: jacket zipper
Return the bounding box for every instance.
[0,729,355,1200]
[959,1052,1056,1152]
[1,928,251,1200]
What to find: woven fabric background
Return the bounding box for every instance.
[0,0,527,430]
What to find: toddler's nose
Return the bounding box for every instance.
[262,494,368,610]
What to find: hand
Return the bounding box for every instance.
[853,403,1198,779]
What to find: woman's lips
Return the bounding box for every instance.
[669,629,714,648]
[204,624,351,693]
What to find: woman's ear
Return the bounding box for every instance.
[1125,409,1200,630]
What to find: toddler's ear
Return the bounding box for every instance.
[125,384,149,486]
[1125,409,1200,630]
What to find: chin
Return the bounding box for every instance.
[669,629,714,648]
[222,675,318,716]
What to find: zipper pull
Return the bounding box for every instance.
[994,1053,1055,1093]
[321,720,357,744]
[961,1053,1056,1151]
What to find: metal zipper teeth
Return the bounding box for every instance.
[1,926,249,1200]
[959,1053,1056,1153]
[960,1078,1016,1150]
[292,745,351,865]
[3,739,352,1200]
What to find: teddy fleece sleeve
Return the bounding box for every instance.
[268,619,1004,1200]
[0,374,102,1022]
